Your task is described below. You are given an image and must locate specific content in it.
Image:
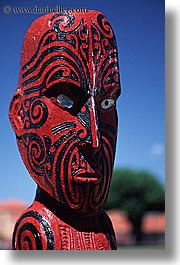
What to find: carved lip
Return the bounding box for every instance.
[73,172,101,184]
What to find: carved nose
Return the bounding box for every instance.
[78,96,100,153]
[88,96,100,149]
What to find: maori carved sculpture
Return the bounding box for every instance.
[9,10,121,250]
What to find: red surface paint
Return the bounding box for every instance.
[9,10,121,250]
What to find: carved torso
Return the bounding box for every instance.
[13,189,116,250]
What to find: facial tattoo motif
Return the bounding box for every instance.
[9,10,121,212]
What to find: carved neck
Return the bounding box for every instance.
[34,186,101,229]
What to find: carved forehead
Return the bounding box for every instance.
[19,10,120,97]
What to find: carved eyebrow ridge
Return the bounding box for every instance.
[97,85,121,99]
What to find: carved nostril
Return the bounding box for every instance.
[78,141,101,156]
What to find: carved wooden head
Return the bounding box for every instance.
[9,10,121,211]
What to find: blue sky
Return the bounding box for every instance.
[0,0,165,203]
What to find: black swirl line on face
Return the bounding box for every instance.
[99,122,117,136]
[55,135,81,206]
[12,211,54,250]
[22,97,48,129]
[87,121,117,209]
[71,151,90,177]
[19,79,117,210]
[20,116,77,198]
[52,13,84,47]
[96,53,119,91]
[52,122,76,135]
[21,113,116,210]
[53,119,117,209]
[21,14,88,94]
[88,139,115,209]
[22,133,55,195]
[77,102,91,143]
[20,11,120,97]
[21,12,78,71]
[22,48,81,84]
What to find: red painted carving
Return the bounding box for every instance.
[9,10,121,250]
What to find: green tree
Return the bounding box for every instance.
[104,168,165,244]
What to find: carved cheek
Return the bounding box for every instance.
[18,93,118,210]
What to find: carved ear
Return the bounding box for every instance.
[9,89,23,138]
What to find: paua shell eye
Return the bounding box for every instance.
[57,94,74,109]
[101,98,115,110]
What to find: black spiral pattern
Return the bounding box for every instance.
[22,97,48,129]
[12,211,54,250]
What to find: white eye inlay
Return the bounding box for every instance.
[57,94,74,109]
[101,98,115,110]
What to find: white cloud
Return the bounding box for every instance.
[150,143,164,157]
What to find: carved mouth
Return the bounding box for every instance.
[73,172,101,184]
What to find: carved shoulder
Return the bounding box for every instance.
[12,201,61,250]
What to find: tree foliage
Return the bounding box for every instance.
[104,168,165,243]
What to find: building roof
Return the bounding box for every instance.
[106,209,165,235]
[0,200,27,212]
[142,212,165,234]
[106,209,133,234]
